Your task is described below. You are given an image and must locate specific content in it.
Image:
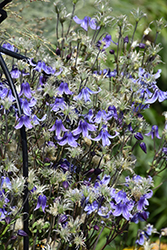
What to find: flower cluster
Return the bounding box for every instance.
[0,1,167,249]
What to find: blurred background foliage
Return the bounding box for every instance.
[1,0,167,248]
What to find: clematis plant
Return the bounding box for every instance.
[0,0,167,249]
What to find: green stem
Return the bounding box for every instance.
[66,3,76,38]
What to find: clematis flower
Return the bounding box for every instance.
[111,199,134,220]
[20,99,31,116]
[10,65,21,79]
[34,194,47,213]
[131,211,149,223]
[98,206,112,218]
[19,82,32,99]
[8,89,15,102]
[107,105,118,120]
[49,119,68,139]
[56,131,79,147]
[145,86,167,104]
[0,83,8,99]
[145,125,161,139]
[92,125,119,147]
[137,190,153,211]
[43,64,55,75]
[73,16,100,31]
[139,43,146,48]
[51,97,67,112]
[136,232,145,245]
[2,42,15,52]
[72,120,96,139]
[31,114,47,126]
[1,176,11,190]
[84,200,99,215]
[34,60,46,73]
[94,175,111,190]
[56,82,73,95]
[74,87,101,103]
[0,208,8,221]
[84,109,94,123]
[15,115,33,130]
[94,110,107,124]
[62,181,69,189]
[97,34,118,50]
[114,190,127,204]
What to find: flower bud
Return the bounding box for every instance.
[62,181,69,189]
[66,53,72,61]
[56,48,61,56]
[139,43,146,49]
[124,36,129,43]
[134,132,143,140]
[94,225,99,231]
[109,49,115,54]
[94,168,102,176]
[140,142,147,153]
[17,230,28,237]
[59,214,68,224]
[5,217,11,224]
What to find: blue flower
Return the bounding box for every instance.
[34,60,46,73]
[15,115,33,130]
[145,86,167,104]
[73,16,100,31]
[94,69,117,78]
[114,190,127,204]
[1,176,11,190]
[94,110,107,124]
[51,97,67,112]
[97,34,118,50]
[56,132,79,147]
[131,211,149,223]
[19,82,32,99]
[84,109,94,123]
[92,125,119,147]
[98,206,112,218]
[49,119,68,139]
[31,114,47,126]
[43,64,55,75]
[107,105,118,120]
[72,120,97,139]
[111,199,134,220]
[0,83,8,99]
[84,200,99,215]
[137,190,153,211]
[94,174,111,189]
[10,65,21,79]
[2,42,15,52]
[0,208,8,221]
[56,82,73,95]
[74,87,101,103]
[20,98,31,116]
[145,125,161,139]
[136,231,145,245]
[34,194,47,213]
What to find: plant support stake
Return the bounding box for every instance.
[0,53,29,250]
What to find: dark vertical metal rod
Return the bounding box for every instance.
[0,53,29,250]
